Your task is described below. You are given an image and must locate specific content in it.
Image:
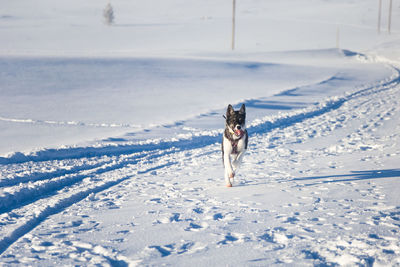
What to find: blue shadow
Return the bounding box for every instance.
[293,169,400,185]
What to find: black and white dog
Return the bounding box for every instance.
[222,104,248,187]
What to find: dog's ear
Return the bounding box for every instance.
[239,104,246,115]
[226,104,235,118]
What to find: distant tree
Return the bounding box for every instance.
[103,3,114,25]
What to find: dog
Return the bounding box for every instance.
[222,104,248,187]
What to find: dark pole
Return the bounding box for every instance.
[232,0,236,50]
[388,0,393,34]
[378,0,382,34]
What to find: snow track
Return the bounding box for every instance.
[0,148,177,254]
[0,116,141,129]
[1,59,400,265]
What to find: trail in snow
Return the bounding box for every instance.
[0,116,141,129]
[1,56,400,265]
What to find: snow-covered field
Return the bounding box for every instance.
[1,0,400,266]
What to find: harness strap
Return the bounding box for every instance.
[225,128,243,154]
[231,139,239,154]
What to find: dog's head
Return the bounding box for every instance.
[225,104,246,137]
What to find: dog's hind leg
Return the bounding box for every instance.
[232,151,245,173]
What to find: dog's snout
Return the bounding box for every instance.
[236,125,241,130]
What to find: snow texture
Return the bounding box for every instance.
[1,0,400,266]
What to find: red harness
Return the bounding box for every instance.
[231,139,240,154]
[228,130,244,154]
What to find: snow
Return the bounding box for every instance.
[1,0,400,266]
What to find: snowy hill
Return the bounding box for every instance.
[1,0,400,266]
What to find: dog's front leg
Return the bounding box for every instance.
[223,138,234,187]
[224,153,234,180]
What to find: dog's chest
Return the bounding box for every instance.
[223,135,246,154]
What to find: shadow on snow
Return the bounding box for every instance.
[293,169,400,185]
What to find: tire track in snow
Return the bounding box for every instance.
[0,116,142,129]
[249,64,400,135]
[0,174,132,255]
[0,148,178,214]
[0,147,178,255]
[0,160,105,188]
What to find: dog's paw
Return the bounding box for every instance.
[226,183,232,187]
